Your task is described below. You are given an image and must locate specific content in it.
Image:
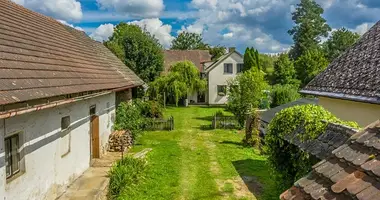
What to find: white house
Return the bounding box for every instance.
[0,1,143,199]
[204,50,244,105]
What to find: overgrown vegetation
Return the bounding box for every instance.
[270,84,300,108]
[108,156,147,200]
[243,47,260,71]
[264,105,359,191]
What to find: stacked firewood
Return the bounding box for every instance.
[108,130,133,152]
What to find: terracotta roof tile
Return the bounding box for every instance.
[163,50,212,72]
[0,0,143,106]
[281,121,380,200]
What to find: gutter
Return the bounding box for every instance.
[0,91,113,119]
[300,90,380,105]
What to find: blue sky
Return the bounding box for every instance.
[13,0,380,53]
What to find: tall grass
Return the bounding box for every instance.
[108,156,147,200]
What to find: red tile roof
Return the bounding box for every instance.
[163,50,212,72]
[281,120,380,200]
[0,0,143,105]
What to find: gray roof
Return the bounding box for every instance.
[260,98,318,124]
[301,21,380,104]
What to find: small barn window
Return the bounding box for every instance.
[89,105,96,116]
[224,63,233,74]
[60,116,71,157]
[5,134,20,179]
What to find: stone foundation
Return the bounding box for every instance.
[108,130,133,152]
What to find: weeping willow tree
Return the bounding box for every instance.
[148,61,206,106]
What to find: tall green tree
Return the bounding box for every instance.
[288,0,331,60]
[105,23,164,82]
[170,32,208,50]
[295,49,329,87]
[273,54,298,85]
[322,28,360,62]
[243,47,260,71]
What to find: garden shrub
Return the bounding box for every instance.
[114,100,163,138]
[270,84,300,108]
[114,102,145,138]
[264,104,359,191]
[134,99,163,119]
[108,156,147,200]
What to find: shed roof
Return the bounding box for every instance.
[163,50,212,72]
[260,98,318,124]
[0,0,143,106]
[281,120,380,200]
[301,21,380,104]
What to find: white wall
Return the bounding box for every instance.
[319,97,380,127]
[207,52,243,105]
[0,92,116,200]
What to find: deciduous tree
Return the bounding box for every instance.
[105,23,164,82]
[295,49,329,87]
[227,68,268,126]
[170,32,208,50]
[322,28,360,62]
[148,61,206,106]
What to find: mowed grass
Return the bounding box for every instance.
[127,106,277,200]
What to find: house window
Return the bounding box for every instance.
[237,63,244,73]
[60,116,71,157]
[5,134,20,179]
[224,63,233,74]
[217,85,227,96]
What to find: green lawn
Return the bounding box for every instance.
[127,106,277,200]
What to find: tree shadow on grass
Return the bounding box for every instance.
[194,116,215,122]
[232,159,266,197]
[219,140,244,146]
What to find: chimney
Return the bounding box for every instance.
[228,47,236,53]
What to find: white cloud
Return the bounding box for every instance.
[352,22,375,35]
[223,32,233,39]
[129,18,174,48]
[185,0,293,53]
[89,19,174,48]
[191,0,218,9]
[96,0,164,18]
[12,0,82,21]
[178,23,204,35]
[90,23,115,42]
[57,20,84,31]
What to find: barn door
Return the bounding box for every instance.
[90,105,100,159]
[91,115,100,158]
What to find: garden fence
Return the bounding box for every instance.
[211,114,239,129]
[146,116,174,131]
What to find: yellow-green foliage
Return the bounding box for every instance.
[265,104,359,191]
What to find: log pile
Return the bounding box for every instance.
[108,130,133,152]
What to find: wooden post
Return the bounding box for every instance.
[164,92,166,109]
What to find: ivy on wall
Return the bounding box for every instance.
[264,104,360,191]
